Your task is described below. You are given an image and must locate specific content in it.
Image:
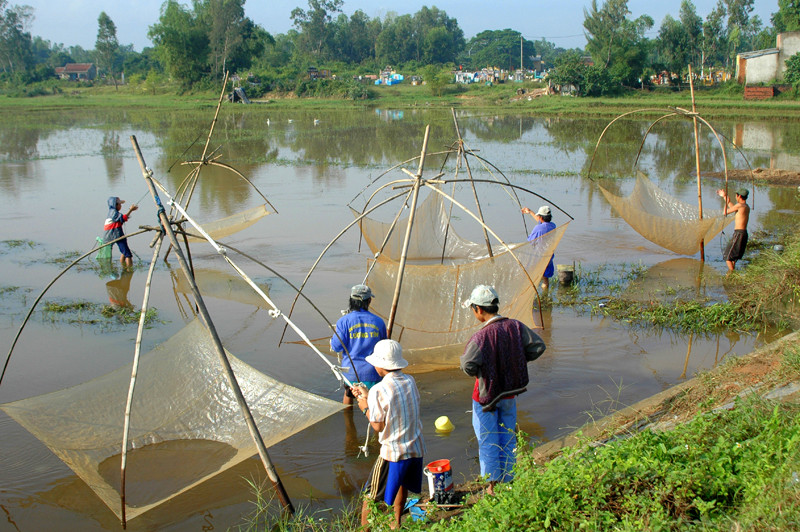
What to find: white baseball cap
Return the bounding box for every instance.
[461,284,499,308]
[536,205,551,216]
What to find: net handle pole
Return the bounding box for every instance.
[130,135,296,516]
[689,65,705,261]
[452,108,493,257]
[120,232,164,528]
[387,125,430,337]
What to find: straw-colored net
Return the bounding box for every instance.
[0,319,343,521]
[599,173,732,256]
[355,191,489,262]
[186,203,270,242]
[355,189,568,371]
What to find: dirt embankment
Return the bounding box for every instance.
[704,167,800,187]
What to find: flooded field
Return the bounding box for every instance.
[0,107,798,530]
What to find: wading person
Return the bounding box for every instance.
[717,188,750,271]
[460,285,546,496]
[522,205,556,290]
[103,196,138,269]
[353,339,425,530]
[331,284,386,405]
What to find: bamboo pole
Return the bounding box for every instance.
[452,108,492,257]
[120,232,164,527]
[387,126,430,337]
[182,71,230,213]
[689,65,705,262]
[129,135,295,515]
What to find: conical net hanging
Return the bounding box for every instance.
[1,319,343,520]
[599,172,732,256]
[354,190,488,262]
[356,191,568,371]
[186,203,271,242]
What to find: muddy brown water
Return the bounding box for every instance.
[0,108,797,530]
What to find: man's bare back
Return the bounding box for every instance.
[717,188,750,270]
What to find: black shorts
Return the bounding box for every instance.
[724,229,748,262]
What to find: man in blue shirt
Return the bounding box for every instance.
[331,284,387,405]
[522,205,556,290]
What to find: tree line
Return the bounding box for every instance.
[1,0,799,97]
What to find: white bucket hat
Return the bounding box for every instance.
[365,339,408,370]
[461,284,499,308]
[536,205,551,216]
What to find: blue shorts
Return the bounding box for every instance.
[116,238,132,258]
[364,456,423,506]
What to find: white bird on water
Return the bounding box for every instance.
[313,118,320,125]
[266,118,270,126]
[288,118,293,124]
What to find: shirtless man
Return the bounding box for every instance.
[717,187,750,271]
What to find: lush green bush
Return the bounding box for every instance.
[294,78,369,100]
[784,52,800,86]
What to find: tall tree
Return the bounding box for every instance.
[773,0,800,32]
[656,15,690,81]
[148,0,209,88]
[703,1,727,68]
[196,0,245,78]
[680,0,703,69]
[583,0,653,86]
[95,11,120,89]
[0,0,33,75]
[464,30,535,70]
[290,0,343,60]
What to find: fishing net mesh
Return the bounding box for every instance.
[186,203,270,242]
[599,173,732,256]
[356,192,568,371]
[355,190,489,262]
[1,319,343,520]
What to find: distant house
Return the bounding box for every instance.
[55,63,96,81]
[736,31,800,85]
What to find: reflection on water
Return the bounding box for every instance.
[0,108,796,530]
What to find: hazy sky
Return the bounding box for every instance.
[21,0,778,52]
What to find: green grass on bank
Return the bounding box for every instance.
[240,347,800,531]
[3,80,800,119]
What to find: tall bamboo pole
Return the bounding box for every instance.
[452,109,492,257]
[129,135,295,515]
[120,233,164,527]
[387,126,430,337]
[182,71,230,213]
[689,65,705,261]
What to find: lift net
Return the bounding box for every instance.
[355,191,489,262]
[0,319,343,521]
[355,191,568,371]
[599,173,732,256]
[186,203,270,242]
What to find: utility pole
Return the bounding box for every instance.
[520,34,523,73]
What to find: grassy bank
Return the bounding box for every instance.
[3,81,800,119]
[237,224,800,530]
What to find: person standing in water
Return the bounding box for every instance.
[103,196,138,269]
[331,284,386,405]
[717,188,750,271]
[522,205,556,290]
